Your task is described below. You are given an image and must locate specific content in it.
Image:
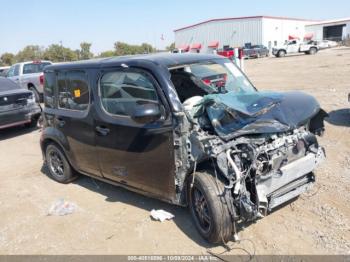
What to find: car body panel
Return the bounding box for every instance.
[0,77,41,129]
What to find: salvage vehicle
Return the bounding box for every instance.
[6,60,52,102]
[272,40,319,57]
[0,77,41,130]
[40,53,327,243]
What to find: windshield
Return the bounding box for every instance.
[183,59,256,94]
[23,62,52,74]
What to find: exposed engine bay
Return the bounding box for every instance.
[187,126,325,222]
[170,61,327,225]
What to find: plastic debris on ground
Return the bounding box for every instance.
[150,209,174,222]
[48,199,77,216]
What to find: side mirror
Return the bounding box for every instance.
[131,103,162,124]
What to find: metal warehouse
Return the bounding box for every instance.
[174,16,314,53]
[305,18,350,42]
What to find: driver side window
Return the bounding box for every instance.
[99,70,159,116]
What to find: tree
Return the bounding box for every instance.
[140,43,155,53]
[16,45,44,62]
[0,53,15,66]
[114,41,155,56]
[43,44,78,62]
[166,42,175,51]
[79,42,93,60]
[99,50,115,58]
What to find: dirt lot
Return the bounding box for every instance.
[0,48,349,255]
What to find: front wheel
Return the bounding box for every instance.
[189,171,233,244]
[309,47,317,55]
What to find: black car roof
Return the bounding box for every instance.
[45,53,222,71]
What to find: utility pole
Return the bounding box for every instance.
[60,41,65,62]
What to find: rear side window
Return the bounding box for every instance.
[44,72,56,108]
[100,70,158,116]
[58,71,89,111]
[23,62,51,74]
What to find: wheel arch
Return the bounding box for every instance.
[182,158,231,206]
[278,49,287,54]
[40,128,77,169]
[27,82,37,90]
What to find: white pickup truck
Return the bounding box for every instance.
[272,40,319,57]
[6,60,52,102]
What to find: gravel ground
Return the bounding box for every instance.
[0,47,349,255]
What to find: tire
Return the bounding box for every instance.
[277,50,286,57]
[29,86,40,103]
[45,143,77,183]
[189,170,233,244]
[309,47,317,55]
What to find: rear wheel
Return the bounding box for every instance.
[45,143,77,183]
[29,86,40,103]
[309,47,317,55]
[189,170,233,244]
[278,50,286,57]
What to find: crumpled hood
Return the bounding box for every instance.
[194,91,322,140]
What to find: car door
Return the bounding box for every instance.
[94,67,176,200]
[53,70,101,177]
[287,40,299,53]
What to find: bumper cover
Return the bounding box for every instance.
[0,104,41,129]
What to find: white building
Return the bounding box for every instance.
[174,16,315,53]
[305,18,350,41]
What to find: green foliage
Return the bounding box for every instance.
[15,45,44,62]
[99,50,116,58]
[79,42,93,60]
[166,42,175,51]
[43,44,78,62]
[0,53,15,66]
[114,41,155,56]
[0,41,158,66]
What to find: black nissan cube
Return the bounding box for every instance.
[40,53,326,244]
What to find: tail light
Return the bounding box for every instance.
[202,78,211,85]
[39,75,44,85]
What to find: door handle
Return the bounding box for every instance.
[95,126,110,136]
[56,118,66,127]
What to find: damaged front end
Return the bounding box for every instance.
[185,90,326,222]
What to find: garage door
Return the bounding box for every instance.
[323,24,346,41]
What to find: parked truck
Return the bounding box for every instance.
[272,40,319,57]
[6,60,52,102]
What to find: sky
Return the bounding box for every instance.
[0,0,349,55]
